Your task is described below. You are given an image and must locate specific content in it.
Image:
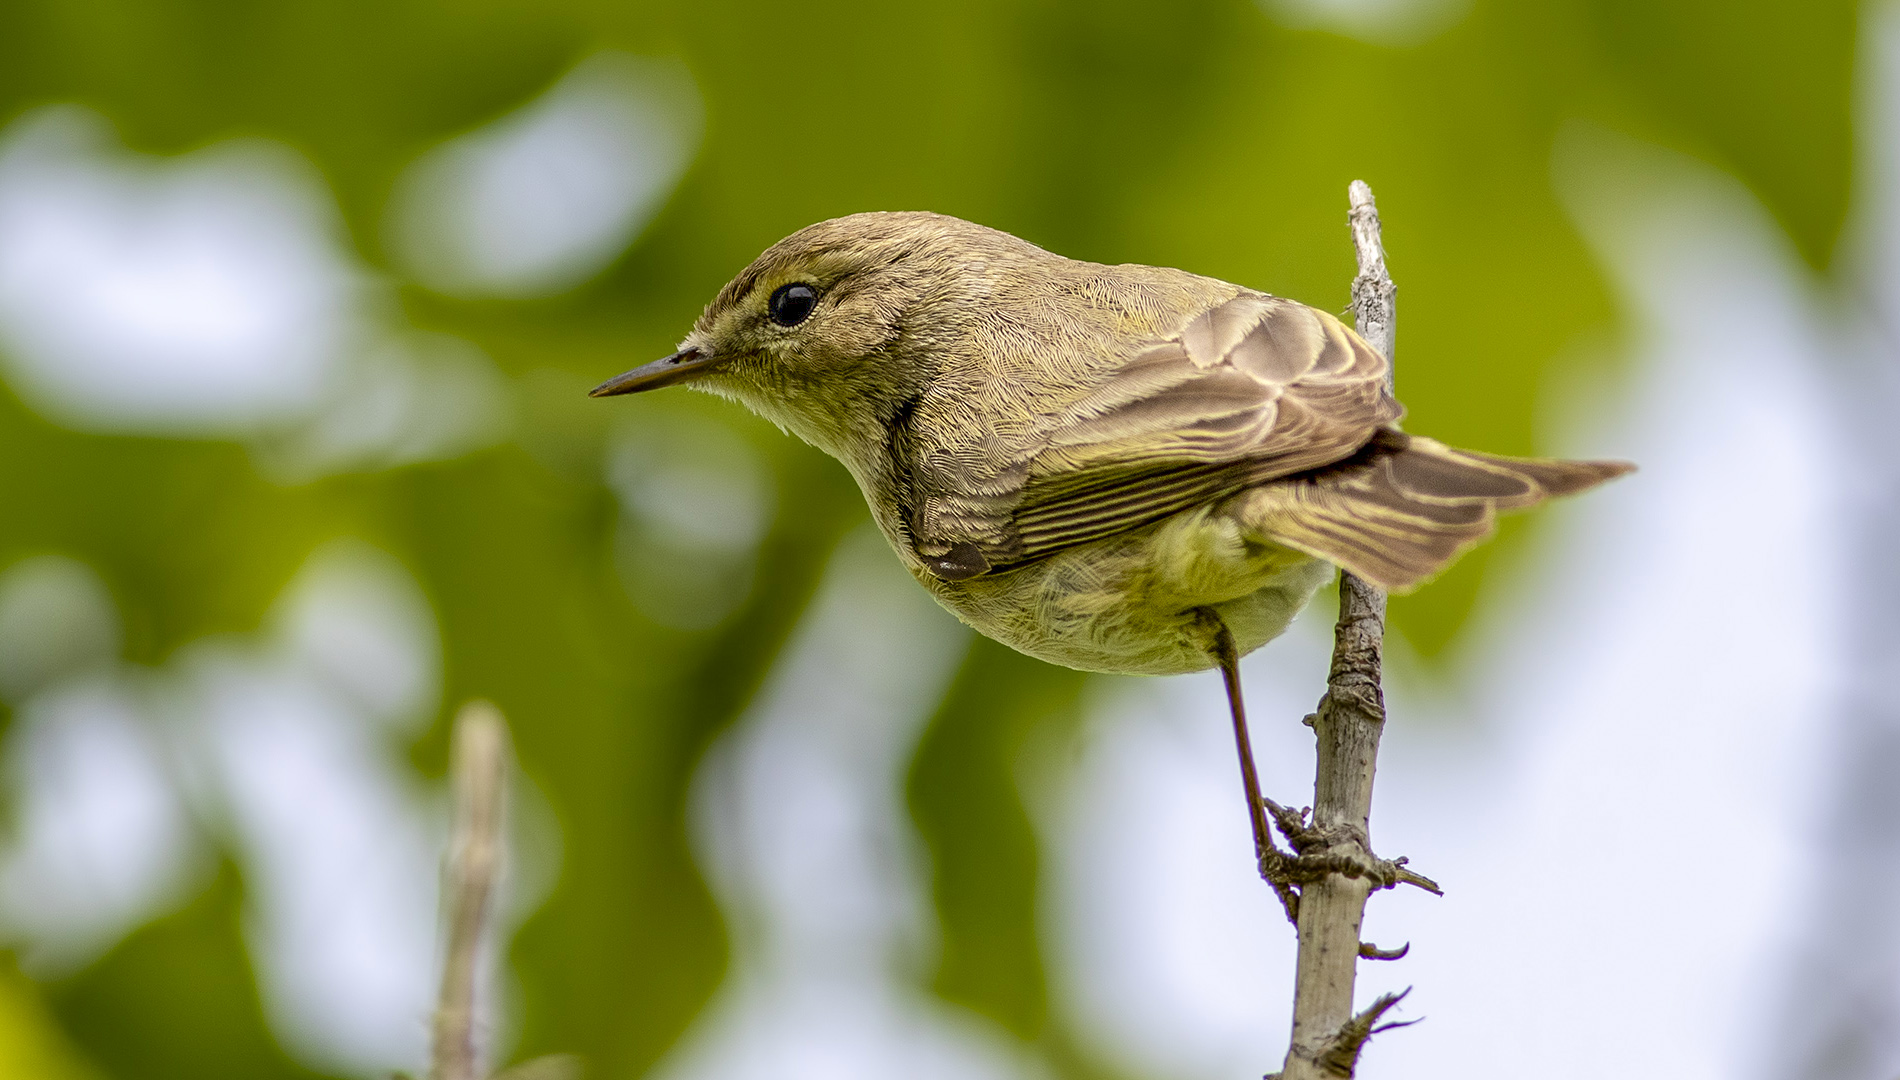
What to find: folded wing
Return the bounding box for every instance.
[906,291,1628,585]
[976,295,1396,571]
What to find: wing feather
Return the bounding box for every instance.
[901,291,1400,575]
[1231,432,1634,591]
[985,296,1395,567]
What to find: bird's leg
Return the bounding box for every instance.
[1204,610,1302,925]
[1203,611,1440,930]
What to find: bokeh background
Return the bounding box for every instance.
[0,0,1894,1078]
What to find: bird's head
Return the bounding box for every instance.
[591,211,1042,463]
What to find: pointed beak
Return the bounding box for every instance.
[588,347,725,397]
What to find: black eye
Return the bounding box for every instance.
[768,282,818,327]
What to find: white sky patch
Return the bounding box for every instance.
[271,540,442,728]
[172,540,454,1077]
[608,411,775,629]
[0,674,205,974]
[185,644,442,1075]
[0,539,550,1078]
[0,106,361,436]
[1038,132,1849,1079]
[1753,8,1900,1075]
[0,105,510,477]
[1031,629,1328,1080]
[1259,0,1471,48]
[258,330,515,482]
[655,528,1037,1080]
[387,52,701,299]
[1356,128,1846,1079]
[0,555,204,975]
[174,540,561,1078]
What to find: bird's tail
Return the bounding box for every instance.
[1233,430,1633,593]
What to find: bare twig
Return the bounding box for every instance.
[433,701,510,1080]
[1316,989,1417,1077]
[1276,181,1424,1079]
[1347,182,1396,367]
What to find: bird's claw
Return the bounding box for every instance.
[1358,940,1409,961]
[1253,795,1442,929]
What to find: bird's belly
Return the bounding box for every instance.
[916,505,1335,676]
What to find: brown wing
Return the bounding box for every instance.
[907,293,1400,579]
[1031,294,1392,474]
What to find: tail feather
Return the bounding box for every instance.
[1234,431,1633,593]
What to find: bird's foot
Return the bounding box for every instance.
[1255,796,1442,916]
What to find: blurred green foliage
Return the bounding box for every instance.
[49,867,332,1080]
[0,0,1857,1077]
[0,957,97,1080]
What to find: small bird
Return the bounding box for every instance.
[592,210,1628,837]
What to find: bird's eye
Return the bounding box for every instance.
[768,282,818,327]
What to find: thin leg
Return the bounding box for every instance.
[1205,611,1300,922]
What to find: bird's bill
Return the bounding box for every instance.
[588,348,725,396]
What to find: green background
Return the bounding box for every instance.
[0,0,1857,1077]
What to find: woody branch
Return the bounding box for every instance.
[433,701,509,1080]
[424,702,578,1080]
[1272,181,1434,1080]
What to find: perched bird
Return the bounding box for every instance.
[591,210,1628,837]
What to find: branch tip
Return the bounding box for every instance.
[1315,989,1414,1076]
[1394,865,1443,896]
[432,700,513,1080]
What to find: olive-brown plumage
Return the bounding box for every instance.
[592,212,1630,675]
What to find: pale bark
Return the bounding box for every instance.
[1276,182,1421,1079]
[432,701,509,1080]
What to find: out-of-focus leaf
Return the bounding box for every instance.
[484,435,863,1074]
[1584,0,1858,268]
[908,638,1088,1041]
[0,955,100,1080]
[46,865,336,1080]
[490,1052,583,1080]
